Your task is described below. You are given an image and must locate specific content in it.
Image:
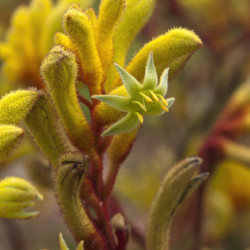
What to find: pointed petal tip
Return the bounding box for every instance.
[167,97,175,108]
[148,51,154,60]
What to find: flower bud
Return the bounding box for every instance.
[0,125,24,163]
[0,89,38,125]
[0,177,43,219]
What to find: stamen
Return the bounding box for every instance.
[160,103,169,112]
[157,94,168,106]
[132,101,147,112]
[149,90,159,102]
[135,112,144,123]
[139,92,153,103]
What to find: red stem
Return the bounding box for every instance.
[77,93,93,110]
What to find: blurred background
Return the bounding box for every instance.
[0,0,250,249]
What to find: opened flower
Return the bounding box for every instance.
[93,52,175,136]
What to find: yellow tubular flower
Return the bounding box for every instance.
[0,0,93,89]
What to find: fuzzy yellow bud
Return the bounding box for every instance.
[25,92,69,168]
[126,28,203,83]
[0,125,24,163]
[41,46,94,152]
[63,6,103,94]
[96,0,125,74]
[0,89,39,125]
[104,0,156,93]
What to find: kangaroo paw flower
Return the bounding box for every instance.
[93,52,175,136]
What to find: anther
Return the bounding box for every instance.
[135,112,144,123]
[149,90,159,102]
[139,92,153,103]
[132,101,147,112]
[160,103,169,112]
[157,94,168,106]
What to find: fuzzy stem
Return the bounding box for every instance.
[3,219,27,250]
[80,179,116,250]
[77,93,93,110]
[104,163,120,200]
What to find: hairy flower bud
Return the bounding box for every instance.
[0,177,43,219]
[0,125,24,163]
[0,89,38,125]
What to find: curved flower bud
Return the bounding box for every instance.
[93,52,175,136]
[146,157,209,250]
[41,46,94,152]
[55,152,105,249]
[63,5,103,94]
[0,125,24,163]
[0,177,43,219]
[0,89,39,125]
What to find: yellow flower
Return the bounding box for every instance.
[0,0,92,89]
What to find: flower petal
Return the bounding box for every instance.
[166,97,175,108]
[114,63,142,96]
[102,112,140,136]
[155,68,169,96]
[92,95,131,112]
[143,52,158,89]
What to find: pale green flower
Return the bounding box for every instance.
[93,52,175,136]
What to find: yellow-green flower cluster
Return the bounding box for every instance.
[93,53,175,135]
[0,89,39,163]
[0,177,43,219]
